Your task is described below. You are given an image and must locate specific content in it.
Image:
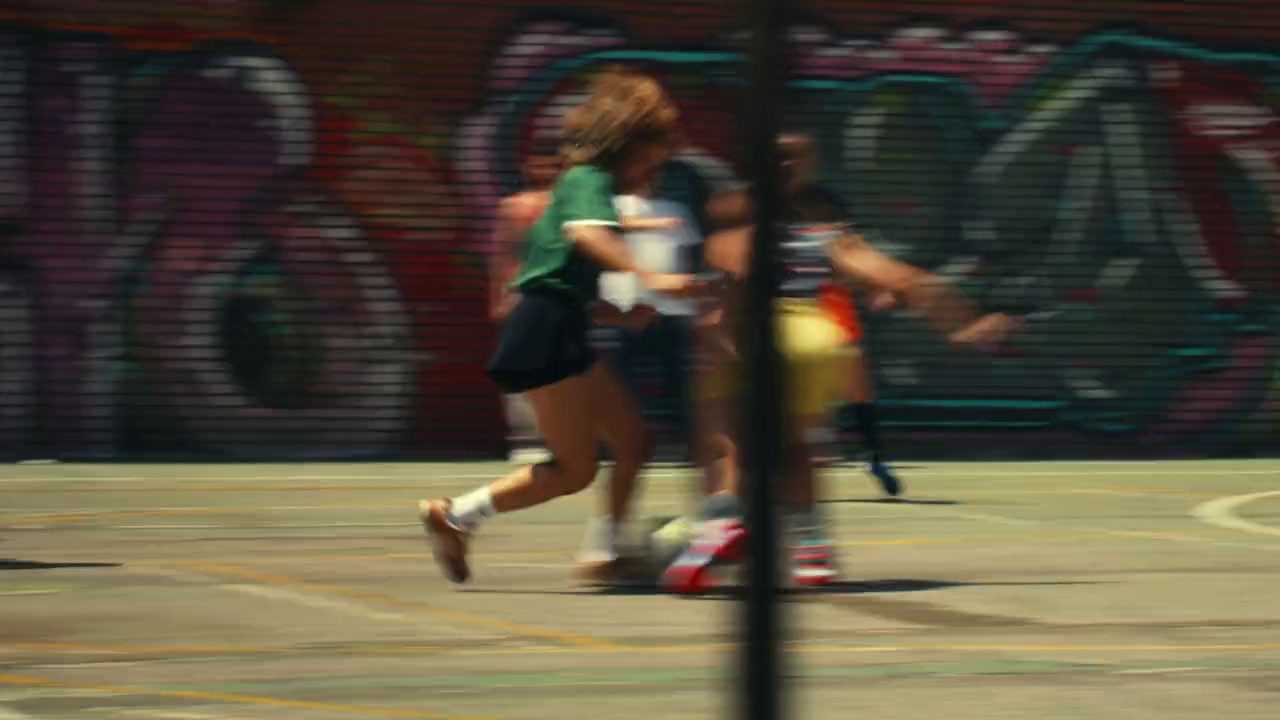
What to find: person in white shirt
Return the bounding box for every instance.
[599,184,701,455]
[575,181,702,577]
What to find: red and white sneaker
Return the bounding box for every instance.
[659,519,747,595]
[791,542,838,587]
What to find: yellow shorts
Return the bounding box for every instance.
[696,299,851,420]
[776,298,853,419]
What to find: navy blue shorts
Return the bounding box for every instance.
[487,290,595,394]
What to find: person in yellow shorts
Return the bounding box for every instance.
[668,133,1020,589]
[691,216,856,586]
[779,132,901,496]
[776,296,854,421]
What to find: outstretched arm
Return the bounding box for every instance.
[560,166,699,296]
[565,224,698,296]
[488,200,522,322]
[829,231,1018,347]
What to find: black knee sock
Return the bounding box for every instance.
[852,402,883,463]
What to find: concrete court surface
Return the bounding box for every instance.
[1,460,1278,720]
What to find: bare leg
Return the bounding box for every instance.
[419,366,604,584]
[588,361,653,523]
[486,372,601,513]
[780,418,821,508]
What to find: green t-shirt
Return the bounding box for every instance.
[513,164,619,303]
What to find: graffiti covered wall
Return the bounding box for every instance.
[0,0,1276,459]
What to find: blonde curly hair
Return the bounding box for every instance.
[561,67,680,171]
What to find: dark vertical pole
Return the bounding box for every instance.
[740,0,785,717]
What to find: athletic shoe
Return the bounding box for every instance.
[791,542,838,587]
[659,518,747,594]
[868,459,902,497]
[418,499,471,584]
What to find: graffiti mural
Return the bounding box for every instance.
[464,21,1279,456]
[0,27,498,460]
[786,26,1280,453]
[0,6,1276,459]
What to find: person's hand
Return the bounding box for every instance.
[639,271,706,297]
[949,312,1023,352]
[622,304,659,333]
[489,293,518,323]
[696,306,725,330]
[622,216,683,231]
[867,289,898,312]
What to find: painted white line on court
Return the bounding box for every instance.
[861,500,1280,553]
[1113,666,1213,675]
[136,566,469,636]
[488,562,574,570]
[220,583,424,624]
[949,511,1041,527]
[1191,490,1280,538]
[133,522,414,530]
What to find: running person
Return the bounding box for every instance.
[578,173,701,572]
[419,69,700,584]
[777,133,901,496]
[689,213,852,585]
[489,136,561,463]
[658,134,1021,590]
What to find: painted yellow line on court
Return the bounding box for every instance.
[0,674,491,719]
[180,561,620,651]
[0,483,437,494]
[6,641,1280,659]
[7,643,288,655]
[5,504,398,525]
[0,484,1225,497]
[0,486,1219,525]
[1191,490,1280,538]
[117,535,1072,569]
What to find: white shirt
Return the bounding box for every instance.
[598,194,700,317]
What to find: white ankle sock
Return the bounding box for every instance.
[449,487,495,531]
[577,516,619,562]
